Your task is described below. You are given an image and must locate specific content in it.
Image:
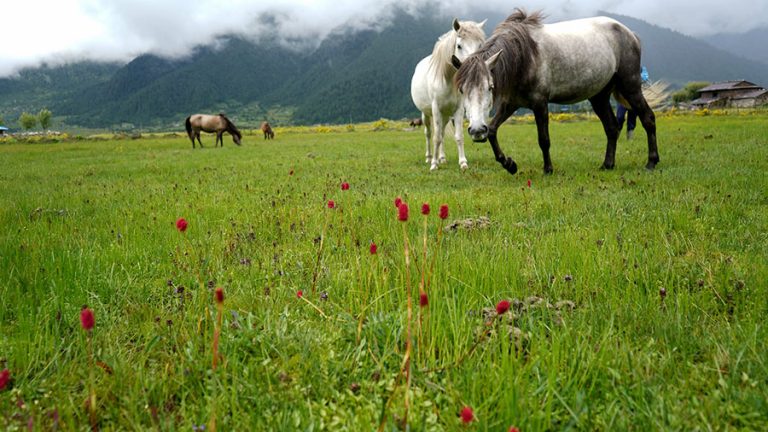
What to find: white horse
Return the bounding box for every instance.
[410,19,486,171]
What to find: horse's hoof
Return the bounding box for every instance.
[503,158,518,175]
[544,166,554,175]
[439,157,447,164]
[645,161,657,170]
[460,162,468,171]
[430,164,439,172]
[600,163,615,170]
[425,158,431,164]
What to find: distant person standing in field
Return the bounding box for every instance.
[617,66,650,140]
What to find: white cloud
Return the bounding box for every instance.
[1,0,766,77]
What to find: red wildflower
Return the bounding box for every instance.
[394,197,402,208]
[398,202,409,222]
[496,299,511,315]
[439,204,449,220]
[297,290,303,298]
[327,200,335,209]
[369,242,378,255]
[341,182,350,191]
[460,406,474,423]
[175,218,188,232]
[419,291,428,307]
[215,287,224,304]
[421,203,430,215]
[0,369,9,391]
[527,179,531,188]
[509,427,520,432]
[80,307,95,331]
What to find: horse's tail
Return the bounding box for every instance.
[185,116,192,136]
[615,80,670,110]
[641,80,670,109]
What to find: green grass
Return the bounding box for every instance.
[1,113,767,430]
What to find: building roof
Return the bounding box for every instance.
[0,126,9,131]
[699,80,763,92]
[730,89,768,100]
[690,97,719,106]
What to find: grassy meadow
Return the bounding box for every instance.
[1,112,767,430]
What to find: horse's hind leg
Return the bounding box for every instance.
[531,103,553,174]
[623,90,658,169]
[196,132,203,148]
[452,108,468,170]
[588,85,620,170]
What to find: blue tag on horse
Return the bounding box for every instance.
[641,66,649,83]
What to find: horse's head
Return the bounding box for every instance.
[452,19,486,64]
[453,50,502,142]
[221,115,242,145]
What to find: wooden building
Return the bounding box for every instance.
[691,80,768,108]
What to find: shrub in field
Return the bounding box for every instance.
[18,112,37,131]
[371,118,391,131]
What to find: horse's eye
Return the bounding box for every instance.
[457,44,462,50]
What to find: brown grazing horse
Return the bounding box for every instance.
[185,113,242,148]
[260,121,274,139]
[409,117,423,127]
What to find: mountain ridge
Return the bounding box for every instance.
[1,10,767,129]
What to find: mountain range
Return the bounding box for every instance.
[1,9,767,130]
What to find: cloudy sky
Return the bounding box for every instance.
[1,0,766,77]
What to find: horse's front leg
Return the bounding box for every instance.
[423,113,433,164]
[429,103,445,170]
[532,103,554,174]
[488,103,518,175]
[429,102,444,171]
[452,107,468,170]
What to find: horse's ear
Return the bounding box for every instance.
[451,55,462,70]
[479,19,487,29]
[486,50,503,70]
[453,18,460,32]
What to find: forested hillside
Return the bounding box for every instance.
[2,10,767,129]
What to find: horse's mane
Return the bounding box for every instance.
[455,9,543,99]
[429,20,485,82]
[219,113,241,138]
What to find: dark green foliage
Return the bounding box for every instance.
[672,81,712,103]
[38,109,52,130]
[18,112,36,130]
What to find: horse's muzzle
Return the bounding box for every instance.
[468,125,488,142]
